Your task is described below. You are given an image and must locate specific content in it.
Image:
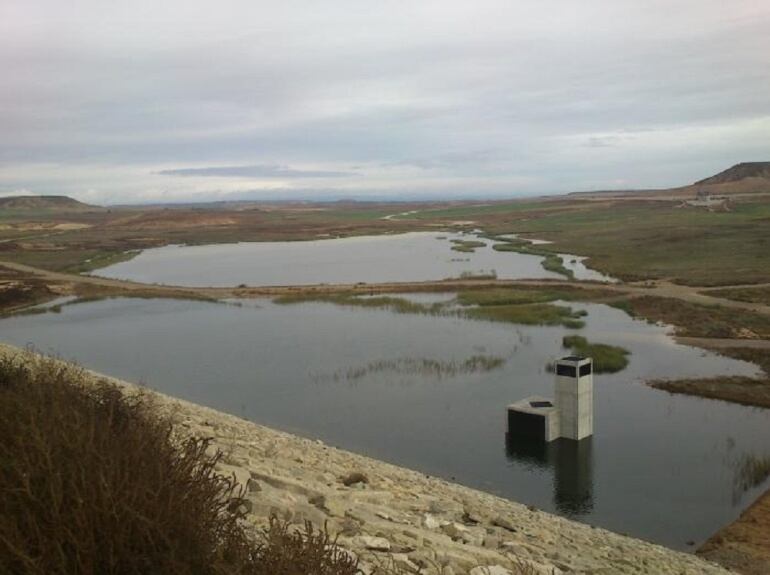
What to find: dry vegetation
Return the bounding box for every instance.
[707,286,770,306]
[649,347,770,409]
[612,296,770,339]
[649,376,770,410]
[0,352,361,575]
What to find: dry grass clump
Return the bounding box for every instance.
[0,352,360,575]
[708,286,770,306]
[251,518,360,575]
[733,453,770,500]
[647,346,770,409]
[613,295,770,339]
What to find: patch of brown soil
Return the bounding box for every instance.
[106,212,239,229]
[698,488,770,575]
[0,222,91,231]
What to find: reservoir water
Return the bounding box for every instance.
[1,295,767,550]
[92,232,614,286]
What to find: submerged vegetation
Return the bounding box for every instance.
[321,354,506,382]
[457,270,497,280]
[732,453,770,503]
[561,335,630,373]
[707,286,770,306]
[275,287,592,329]
[450,239,486,253]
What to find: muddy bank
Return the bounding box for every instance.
[698,489,770,575]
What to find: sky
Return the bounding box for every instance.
[1,1,769,205]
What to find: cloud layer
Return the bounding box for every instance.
[156,165,356,178]
[1,0,768,204]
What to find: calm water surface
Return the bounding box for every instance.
[1,297,767,549]
[93,232,612,286]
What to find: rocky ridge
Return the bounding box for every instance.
[128,387,729,573]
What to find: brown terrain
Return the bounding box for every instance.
[698,492,770,575]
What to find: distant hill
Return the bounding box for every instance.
[568,161,770,200]
[0,195,101,212]
[694,162,770,186]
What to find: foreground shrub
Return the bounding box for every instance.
[253,517,359,575]
[0,352,360,575]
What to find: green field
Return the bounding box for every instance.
[447,200,770,286]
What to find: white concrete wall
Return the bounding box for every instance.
[555,361,593,440]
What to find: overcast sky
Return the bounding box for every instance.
[1,1,769,204]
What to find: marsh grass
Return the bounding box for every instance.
[276,291,588,328]
[491,240,574,279]
[458,288,570,307]
[562,335,630,373]
[450,239,486,253]
[649,376,770,410]
[540,254,574,279]
[466,303,586,328]
[732,453,770,504]
[713,347,770,376]
[457,270,498,280]
[612,296,770,339]
[708,286,770,306]
[274,292,447,316]
[491,241,529,252]
[647,347,770,409]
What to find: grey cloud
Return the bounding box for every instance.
[0,0,768,202]
[385,149,507,170]
[156,165,357,178]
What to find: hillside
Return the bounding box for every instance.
[695,162,770,186]
[568,161,770,201]
[0,195,101,212]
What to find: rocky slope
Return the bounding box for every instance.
[694,162,770,186]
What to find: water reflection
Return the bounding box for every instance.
[0,296,765,548]
[91,231,611,287]
[506,434,594,516]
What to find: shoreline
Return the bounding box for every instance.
[698,489,770,575]
[0,344,732,574]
